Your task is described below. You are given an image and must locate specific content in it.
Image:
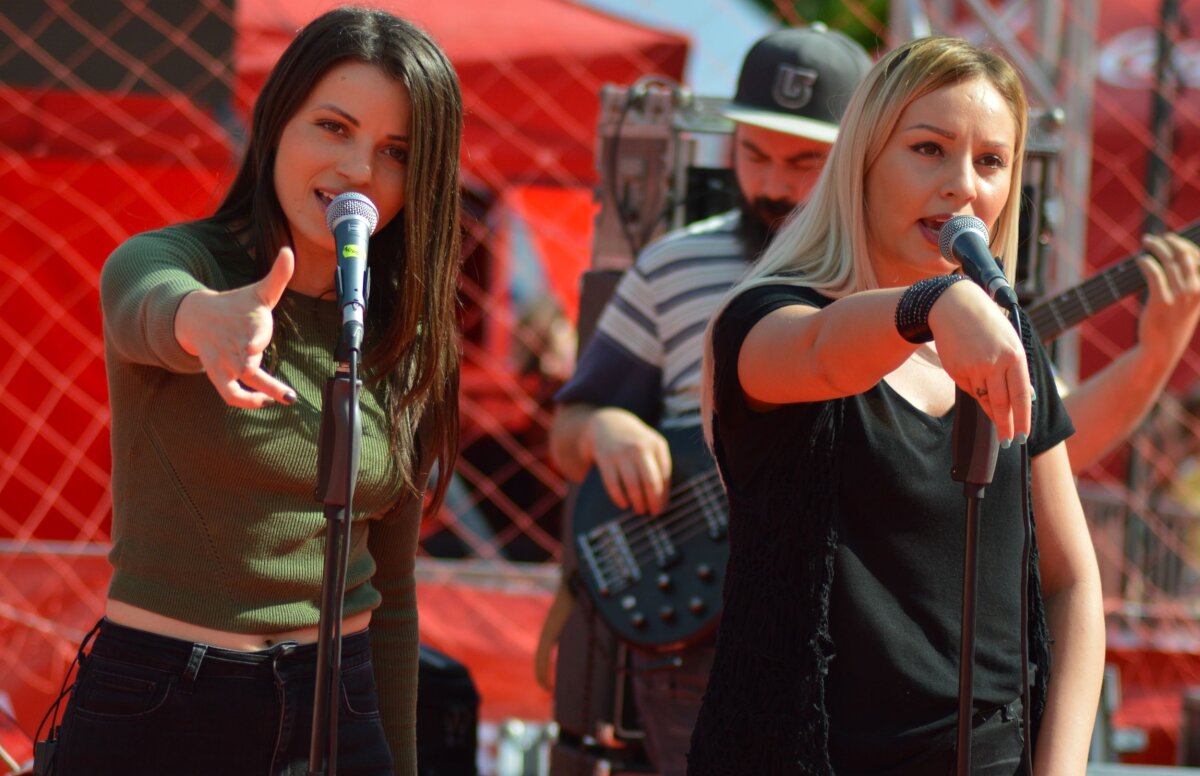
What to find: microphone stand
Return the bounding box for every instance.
[950,383,999,776]
[309,305,367,776]
[951,295,1026,776]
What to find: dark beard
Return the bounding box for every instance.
[738,196,796,262]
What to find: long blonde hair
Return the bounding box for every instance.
[701,36,1029,442]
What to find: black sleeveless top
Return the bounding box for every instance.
[688,283,1071,775]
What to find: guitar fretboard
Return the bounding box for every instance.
[1026,259,1144,342]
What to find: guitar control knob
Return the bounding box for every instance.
[621,595,637,610]
[689,597,705,615]
[656,573,671,590]
[659,605,676,622]
[630,612,647,629]
[695,563,714,581]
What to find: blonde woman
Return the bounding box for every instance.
[688,37,1103,775]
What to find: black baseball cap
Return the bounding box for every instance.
[723,23,872,143]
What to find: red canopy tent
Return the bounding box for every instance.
[233,0,687,190]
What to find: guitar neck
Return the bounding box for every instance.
[1025,258,1144,343]
[1026,219,1200,343]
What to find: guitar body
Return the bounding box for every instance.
[572,424,728,652]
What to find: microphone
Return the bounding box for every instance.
[325,192,379,356]
[938,215,1018,307]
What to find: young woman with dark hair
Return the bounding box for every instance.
[49,8,463,775]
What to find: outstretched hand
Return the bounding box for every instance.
[174,247,298,409]
[929,280,1033,445]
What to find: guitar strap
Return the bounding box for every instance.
[534,577,576,690]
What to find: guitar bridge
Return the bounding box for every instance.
[578,521,641,596]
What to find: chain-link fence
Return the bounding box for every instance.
[3,0,1200,771]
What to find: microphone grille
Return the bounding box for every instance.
[937,214,988,262]
[325,192,380,234]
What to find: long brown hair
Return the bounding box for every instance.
[214,7,463,512]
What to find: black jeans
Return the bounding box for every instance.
[50,619,394,775]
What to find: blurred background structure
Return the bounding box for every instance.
[3,0,1200,773]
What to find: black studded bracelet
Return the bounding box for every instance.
[894,274,968,344]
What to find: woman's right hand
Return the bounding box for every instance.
[928,279,1033,444]
[174,247,297,409]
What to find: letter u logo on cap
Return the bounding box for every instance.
[773,64,817,110]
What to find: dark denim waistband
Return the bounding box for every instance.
[89,618,373,682]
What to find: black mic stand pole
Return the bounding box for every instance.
[951,383,999,776]
[309,307,367,776]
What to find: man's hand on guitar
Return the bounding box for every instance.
[584,407,673,515]
[570,425,726,649]
[1135,232,1200,371]
[1057,232,1200,473]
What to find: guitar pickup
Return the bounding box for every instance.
[578,521,641,596]
[646,522,678,569]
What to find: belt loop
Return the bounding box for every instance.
[181,643,207,694]
[270,641,299,684]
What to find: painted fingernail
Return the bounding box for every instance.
[1000,438,1012,449]
[282,390,297,405]
[1030,385,1037,401]
[1016,432,1028,445]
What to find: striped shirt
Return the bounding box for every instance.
[556,210,749,428]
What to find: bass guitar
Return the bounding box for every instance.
[573,424,726,652]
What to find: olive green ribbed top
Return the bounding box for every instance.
[99,220,424,774]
